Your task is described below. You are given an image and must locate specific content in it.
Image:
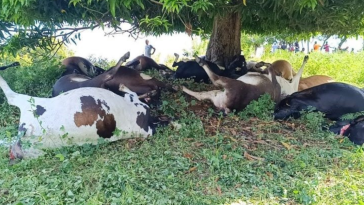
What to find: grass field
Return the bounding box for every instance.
[0,51,364,205]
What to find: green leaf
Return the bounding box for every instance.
[109,0,116,17]
[55,154,65,161]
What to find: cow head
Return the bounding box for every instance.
[9,140,24,165]
[274,96,309,120]
[341,115,364,145]
[228,55,248,76]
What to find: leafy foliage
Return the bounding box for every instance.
[238,94,276,121]
[1,0,364,54]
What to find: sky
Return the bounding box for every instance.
[67,28,364,63]
[67,28,197,64]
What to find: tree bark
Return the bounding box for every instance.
[206,12,242,68]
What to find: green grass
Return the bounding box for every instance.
[262,51,364,87]
[1,52,364,204]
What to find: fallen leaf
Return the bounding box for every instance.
[194,142,204,147]
[216,186,222,195]
[266,172,273,179]
[254,140,267,144]
[185,166,197,174]
[225,136,237,142]
[244,152,265,161]
[222,155,227,160]
[183,153,193,159]
[281,142,291,150]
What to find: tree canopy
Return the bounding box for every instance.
[1,0,364,56]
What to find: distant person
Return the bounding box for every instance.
[323,42,330,53]
[313,41,321,51]
[271,42,278,53]
[351,48,355,53]
[301,48,305,53]
[289,44,295,52]
[294,41,300,52]
[281,42,287,50]
[144,39,156,58]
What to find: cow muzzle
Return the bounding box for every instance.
[9,141,24,165]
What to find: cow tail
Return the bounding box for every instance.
[268,66,281,102]
[0,75,24,107]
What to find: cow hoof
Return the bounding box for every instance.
[122,51,131,61]
[12,62,21,67]
[173,85,183,91]
[304,55,309,62]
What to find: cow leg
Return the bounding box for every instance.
[116,51,130,65]
[182,86,228,111]
[118,84,144,96]
[255,61,271,69]
[174,53,179,62]
[140,73,153,80]
[126,84,154,95]
[195,57,230,87]
[182,86,220,101]
[292,55,309,90]
[138,90,158,99]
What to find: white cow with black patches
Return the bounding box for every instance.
[0,75,154,163]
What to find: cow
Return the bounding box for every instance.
[0,62,20,71]
[239,56,309,97]
[61,52,130,77]
[0,73,163,163]
[226,55,248,76]
[329,115,364,145]
[181,56,281,113]
[126,55,169,71]
[246,60,295,82]
[248,60,334,92]
[172,53,248,83]
[125,55,175,79]
[274,82,364,121]
[52,57,173,104]
[298,75,334,91]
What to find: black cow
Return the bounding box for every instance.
[126,55,174,78]
[61,52,130,77]
[274,82,364,121]
[329,115,364,145]
[172,53,247,83]
[126,55,170,71]
[227,55,248,76]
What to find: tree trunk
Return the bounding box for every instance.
[206,12,242,68]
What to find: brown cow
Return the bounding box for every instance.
[298,75,334,91]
